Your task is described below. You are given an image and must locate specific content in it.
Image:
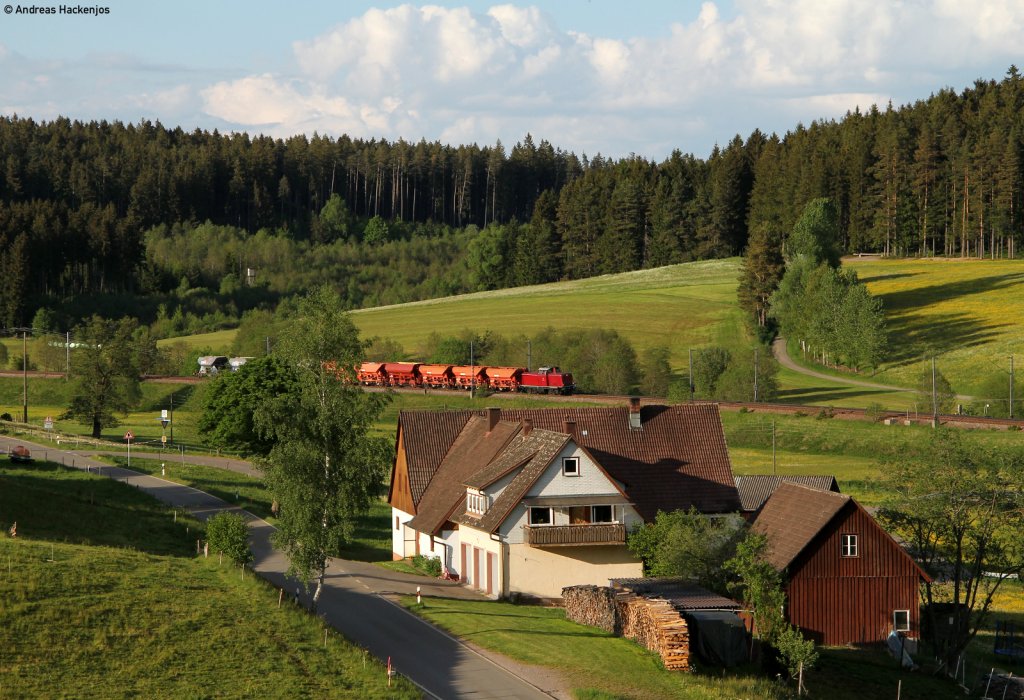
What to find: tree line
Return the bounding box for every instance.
[3,68,1023,328]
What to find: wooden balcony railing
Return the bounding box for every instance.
[524,523,626,547]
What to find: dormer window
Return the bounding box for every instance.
[467,489,489,515]
[562,457,580,476]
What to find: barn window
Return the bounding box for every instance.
[529,507,552,526]
[562,457,580,476]
[840,533,859,557]
[893,610,910,633]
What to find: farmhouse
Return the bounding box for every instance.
[752,482,930,645]
[388,401,741,599]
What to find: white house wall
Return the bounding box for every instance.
[507,544,642,599]
[526,443,625,498]
[392,507,415,559]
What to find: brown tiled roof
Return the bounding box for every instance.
[458,428,569,533]
[610,577,741,611]
[399,409,473,506]
[398,403,739,530]
[751,482,850,571]
[734,475,840,512]
[407,416,518,535]
[497,404,739,518]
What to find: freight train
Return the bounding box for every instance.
[356,362,575,395]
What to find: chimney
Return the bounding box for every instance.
[522,418,533,437]
[486,407,501,433]
[562,419,578,441]
[629,397,642,430]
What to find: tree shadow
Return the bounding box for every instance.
[884,311,1008,364]
[776,387,898,404]
[856,271,922,284]
[879,272,1024,312]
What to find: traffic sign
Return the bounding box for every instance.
[161,434,167,445]
[124,431,134,441]
[44,416,53,430]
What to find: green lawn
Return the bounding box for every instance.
[156,328,239,353]
[400,596,964,700]
[0,460,417,698]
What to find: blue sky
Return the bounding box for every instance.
[1,1,1021,159]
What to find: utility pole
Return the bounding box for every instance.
[688,349,694,403]
[1011,355,1015,420]
[66,330,70,381]
[527,340,532,371]
[753,347,761,401]
[470,340,475,400]
[265,336,271,355]
[170,392,175,443]
[22,330,28,423]
[772,420,776,475]
[931,357,938,427]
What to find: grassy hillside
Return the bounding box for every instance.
[848,257,1024,397]
[0,461,416,698]
[351,259,745,370]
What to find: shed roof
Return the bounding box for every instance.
[750,483,850,571]
[734,475,840,512]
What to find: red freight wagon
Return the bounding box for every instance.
[384,363,421,387]
[484,366,523,391]
[520,366,575,395]
[357,362,387,386]
[419,364,455,389]
[451,365,485,390]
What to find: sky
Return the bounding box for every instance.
[1,0,1022,160]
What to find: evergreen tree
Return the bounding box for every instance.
[738,223,785,328]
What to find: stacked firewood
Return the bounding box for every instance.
[562,585,619,633]
[562,586,691,670]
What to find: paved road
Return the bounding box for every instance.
[772,337,916,393]
[0,436,564,700]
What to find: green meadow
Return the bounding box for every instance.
[0,461,417,699]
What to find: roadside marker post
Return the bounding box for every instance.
[124,430,134,467]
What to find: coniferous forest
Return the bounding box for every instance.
[1,68,1022,332]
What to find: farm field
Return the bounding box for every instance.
[0,461,415,698]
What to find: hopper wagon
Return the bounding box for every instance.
[484,366,523,391]
[419,364,455,389]
[357,362,388,386]
[384,362,421,387]
[452,365,486,389]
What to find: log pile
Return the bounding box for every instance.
[563,585,691,670]
[562,585,619,634]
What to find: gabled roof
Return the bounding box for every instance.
[399,410,473,506]
[396,403,740,529]
[751,483,850,570]
[407,416,518,535]
[457,428,569,533]
[734,475,840,512]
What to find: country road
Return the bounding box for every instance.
[771,337,916,393]
[0,436,566,700]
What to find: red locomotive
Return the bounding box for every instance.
[356,361,575,395]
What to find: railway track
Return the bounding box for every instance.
[4,371,1021,431]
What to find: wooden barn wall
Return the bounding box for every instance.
[388,430,416,515]
[787,505,922,645]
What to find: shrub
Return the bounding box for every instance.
[412,554,442,577]
[205,512,253,565]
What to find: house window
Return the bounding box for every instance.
[591,505,614,523]
[528,507,552,526]
[562,457,580,476]
[840,533,859,557]
[395,516,400,531]
[893,610,910,633]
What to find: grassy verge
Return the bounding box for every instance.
[0,461,417,698]
[400,596,786,700]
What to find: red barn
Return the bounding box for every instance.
[752,483,930,645]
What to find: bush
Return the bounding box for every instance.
[205,512,253,565]
[412,554,442,577]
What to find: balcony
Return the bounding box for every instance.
[524,523,626,547]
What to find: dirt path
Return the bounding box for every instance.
[771,337,916,393]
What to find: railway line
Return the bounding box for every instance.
[3,370,1022,431]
